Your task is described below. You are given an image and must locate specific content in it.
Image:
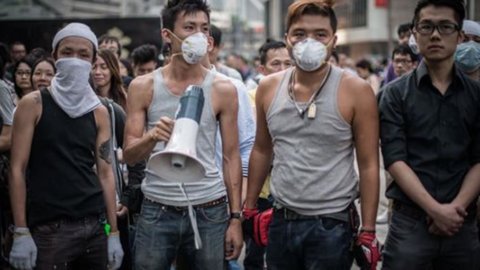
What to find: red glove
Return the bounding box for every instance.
[355,231,381,270]
[242,207,273,247]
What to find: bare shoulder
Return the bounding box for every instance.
[128,72,155,104]
[257,69,288,103]
[212,74,236,96]
[93,103,109,126]
[339,71,375,98]
[16,91,42,114]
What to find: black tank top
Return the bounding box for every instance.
[27,89,105,227]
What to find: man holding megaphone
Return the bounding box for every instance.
[123,1,243,269]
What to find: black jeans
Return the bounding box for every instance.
[32,216,107,270]
[382,209,480,270]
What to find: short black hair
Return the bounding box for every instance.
[131,44,158,66]
[397,23,412,36]
[392,44,419,62]
[210,24,222,47]
[98,34,122,57]
[258,38,286,65]
[161,0,211,31]
[355,59,373,73]
[413,0,465,29]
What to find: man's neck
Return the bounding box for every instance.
[295,63,331,90]
[167,58,206,81]
[424,57,455,95]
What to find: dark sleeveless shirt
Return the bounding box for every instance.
[27,89,105,227]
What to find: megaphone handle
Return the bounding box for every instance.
[179,183,203,250]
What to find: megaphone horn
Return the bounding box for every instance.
[148,85,206,183]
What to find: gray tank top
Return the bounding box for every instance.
[267,66,358,216]
[142,68,226,206]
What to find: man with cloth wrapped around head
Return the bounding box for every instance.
[8,22,123,270]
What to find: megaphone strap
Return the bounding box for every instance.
[179,183,203,250]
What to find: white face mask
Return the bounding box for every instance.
[50,57,100,118]
[408,35,419,55]
[292,38,330,72]
[170,31,208,65]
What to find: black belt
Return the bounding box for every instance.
[145,196,227,212]
[274,205,351,222]
[392,201,425,220]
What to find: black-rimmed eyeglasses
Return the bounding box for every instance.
[415,22,459,35]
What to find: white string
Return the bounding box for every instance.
[179,183,202,250]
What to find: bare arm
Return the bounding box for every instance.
[9,92,41,227]
[216,80,243,214]
[351,80,379,231]
[213,79,243,260]
[94,106,118,233]
[123,76,157,165]
[244,78,274,209]
[0,125,11,152]
[452,163,480,209]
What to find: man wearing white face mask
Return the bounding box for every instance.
[123,1,243,269]
[8,23,123,270]
[243,1,381,269]
[455,20,480,81]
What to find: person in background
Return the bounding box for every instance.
[209,25,243,81]
[30,57,55,91]
[244,38,291,270]
[131,44,158,77]
[12,58,33,101]
[383,23,414,85]
[99,35,122,59]
[356,59,381,94]
[5,41,27,82]
[455,20,480,81]
[92,49,128,109]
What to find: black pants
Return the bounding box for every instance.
[383,209,480,270]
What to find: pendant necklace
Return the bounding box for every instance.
[288,65,332,119]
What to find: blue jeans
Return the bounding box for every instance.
[32,216,107,270]
[382,209,480,270]
[134,199,228,270]
[266,209,354,270]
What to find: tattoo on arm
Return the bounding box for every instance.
[99,139,112,164]
[33,92,41,104]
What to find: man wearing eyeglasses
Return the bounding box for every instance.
[379,0,480,269]
[391,44,418,78]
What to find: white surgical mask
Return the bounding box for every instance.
[455,41,480,73]
[50,58,100,118]
[408,35,419,55]
[292,38,330,72]
[169,31,208,65]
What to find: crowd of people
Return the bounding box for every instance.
[0,0,479,269]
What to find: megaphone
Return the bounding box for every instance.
[148,85,206,183]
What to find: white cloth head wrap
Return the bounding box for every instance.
[52,22,98,51]
[50,22,101,118]
[463,20,480,37]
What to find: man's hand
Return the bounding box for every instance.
[428,203,466,236]
[116,203,128,217]
[354,230,381,270]
[9,227,37,270]
[224,219,243,260]
[108,231,124,270]
[148,117,174,142]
